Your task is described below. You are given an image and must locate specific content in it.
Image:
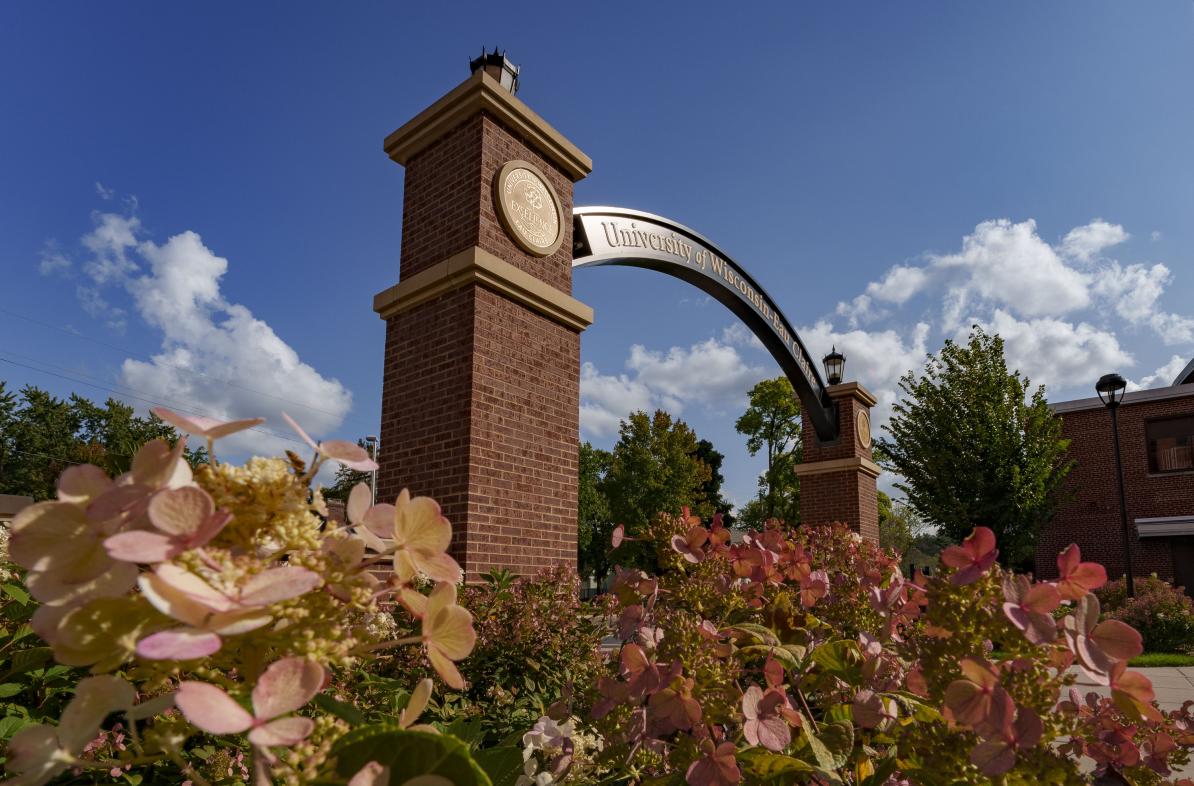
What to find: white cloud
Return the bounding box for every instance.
[1091,262,1170,323]
[1133,355,1190,391]
[75,285,127,332]
[1060,219,1129,263]
[800,320,931,429]
[580,335,766,438]
[95,182,115,201]
[81,212,141,284]
[967,310,1133,392]
[720,322,765,350]
[60,210,353,458]
[931,219,1091,328]
[38,246,72,277]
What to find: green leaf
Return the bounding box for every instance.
[809,640,861,680]
[333,726,491,786]
[0,715,34,740]
[440,716,485,750]
[3,648,52,680]
[1,584,30,606]
[739,644,801,676]
[472,746,524,786]
[313,693,366,726]
[727,623,780,646]
[739,749,816,783]
[818,721,854,764]
[0,684,25,698]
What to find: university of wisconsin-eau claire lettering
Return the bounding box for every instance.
[596,218,814,380]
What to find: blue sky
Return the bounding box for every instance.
[2,2,1192,507]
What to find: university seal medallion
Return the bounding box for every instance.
[493,160,563,257]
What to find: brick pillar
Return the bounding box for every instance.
[373,69,593,579]
[794,382,881,543]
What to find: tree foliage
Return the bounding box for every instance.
[878,327,1073,568]
[577,441,613,583]
[735,376,802,525]
[600,410,712,568]
[0,381,204,501]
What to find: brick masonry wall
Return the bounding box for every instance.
[799,392,881,543]
[379,98,582,579]
[1035,392,1194,580]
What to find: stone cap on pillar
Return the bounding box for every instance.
[825,381,878,409]
[384,70,592,182]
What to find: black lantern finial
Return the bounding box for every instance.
[823,346,846,386]
[1096,372,1127,409]
[469,47,520,94]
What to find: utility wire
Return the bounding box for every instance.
[0,305,345,418]
[0,354,307,448]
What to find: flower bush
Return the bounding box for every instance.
[0,408,483,786]
[591,511,1194,784]
[1098,576,1194,655]
[376,565,612,748]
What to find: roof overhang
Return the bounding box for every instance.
[1136,516,1194,538]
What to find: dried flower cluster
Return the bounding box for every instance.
[591,511,1194,785]
[3,408,476,786]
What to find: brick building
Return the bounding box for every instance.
[1035,360,1194,589]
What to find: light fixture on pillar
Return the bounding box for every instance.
[1096,372,1135,598]
[822,346,846,386]
[469,47,520,94]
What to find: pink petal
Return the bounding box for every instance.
[281,412,321,453]
[57,464,113,504]
[347,483,372,525]
[348,762,391,786]
[1091,619,1143,662]
[239,566,321,606]
[136,630,223,660]
[248,716,315,747]
[611,524,625,548]
[58,676,136,753]
[175,681,255,734]
[251,658,326,720]
[320,439,379,471]
[148,487,214,538]
[104,531,181,563]
[970,739,1016,776]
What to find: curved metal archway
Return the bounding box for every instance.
[572,206,838,442]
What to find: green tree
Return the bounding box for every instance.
[322,439,374,502]
[878,327,1073,569]
[0,382,206,500]
[735,377,802,525]
[600,410,711,567]
[693,439,734,526]
[577,441,613,585]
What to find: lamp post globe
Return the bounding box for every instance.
[822,346,846,387]
[1096,373,1127,408]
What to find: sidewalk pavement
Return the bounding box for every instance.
[1070,666,1194,710]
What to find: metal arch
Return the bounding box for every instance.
[571,205,838,442]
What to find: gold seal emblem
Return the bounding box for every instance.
[493,160,563,257]
[856,409,872,450]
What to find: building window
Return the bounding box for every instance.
[1147,416,1194,473]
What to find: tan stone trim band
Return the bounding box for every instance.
[384,71,592,181]
[373,246,594,332]
[794,456,882,479]
[825,381,879,408]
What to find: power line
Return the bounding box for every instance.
[0,354,307,448]
[0,305,346,419]
[3,446,87,467]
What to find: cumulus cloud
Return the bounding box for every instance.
[38,244,72,277]
[966,310,1133,392]
[1060,219,1129,263]
[799,320,930,429]
[580,335,766,438]
[56,210,353,458]
[1132,355,1190,391]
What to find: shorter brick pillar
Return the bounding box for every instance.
[795,382,880,542]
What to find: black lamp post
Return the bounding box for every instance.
[469,48,520,94]
[823,346,846,386]
[1096,372,1135,598]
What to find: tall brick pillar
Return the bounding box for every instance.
[795,382,881,542]
[373,66,593,579]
